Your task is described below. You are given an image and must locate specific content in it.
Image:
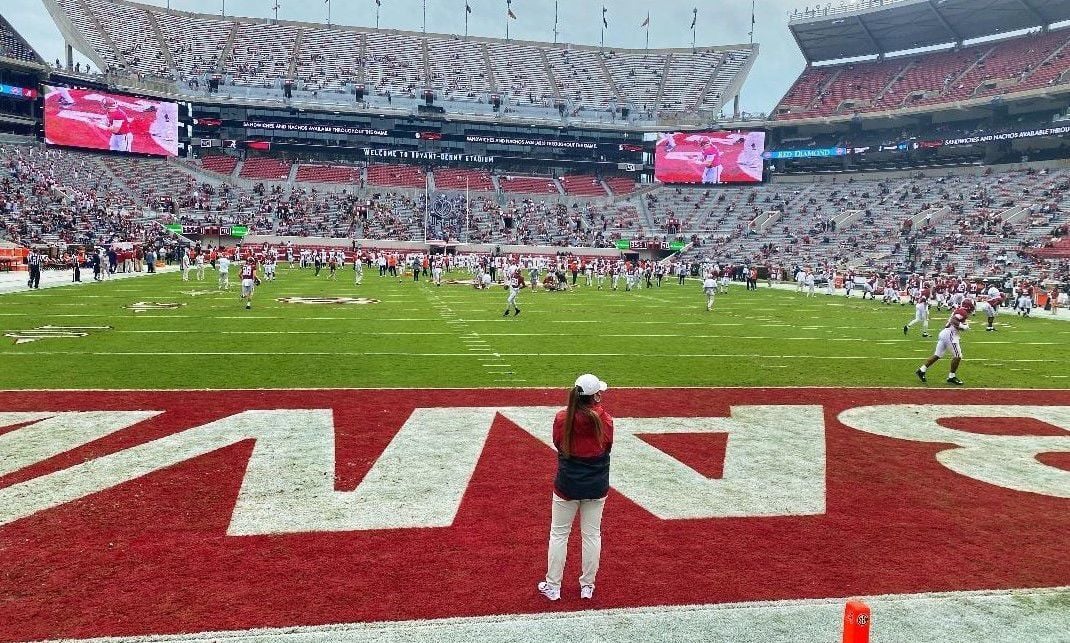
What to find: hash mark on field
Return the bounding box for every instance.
[424,288,523,385]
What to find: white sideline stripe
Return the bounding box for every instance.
[39,586,1070,643]
[45,329,1061,347]
[1,385,1066,392]
[0,352,1058,363]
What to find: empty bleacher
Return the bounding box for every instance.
[367,164,427,189]
[560,175,608,197]
[0,14,43,63]
[498,175,561,195]
[200,156,239,176]
[295,164,362,185]
[605,177,637,196]
[239,157,292,181]
[433,168,495,192]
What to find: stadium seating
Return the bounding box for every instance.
[199,155,239,176]
[367,164,426,189]
[775,28,1070,119]
[295,164,363,185]
[1,139,1066,281]
[0,14,42,63]
[560,175,608,197]
[498,175,561,195]
[239,157,292,181]
[432,168,495,192]
[51,0,755,119]
[605,177,637,196]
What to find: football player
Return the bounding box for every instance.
[904,284,931,337]
[916,299,974,386]
[240,257,259,310]
[978,293,1002,332]
[503,269,523,317]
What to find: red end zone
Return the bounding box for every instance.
[0,388,1067,641]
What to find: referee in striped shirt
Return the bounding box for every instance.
[26,248,41,289]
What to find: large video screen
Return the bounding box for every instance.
[43,86,179,157]
[654,130,766,184]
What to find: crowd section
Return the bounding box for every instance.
[776,27,1070,120]
[661,168,1070,280]
[3,144,1068,282]
[51,0,753,117]
[0,146,162,247]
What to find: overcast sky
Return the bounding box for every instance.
[6,0,809,114]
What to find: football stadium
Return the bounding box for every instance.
[0,0,1069,641]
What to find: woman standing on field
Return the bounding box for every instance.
[538,374,614,602]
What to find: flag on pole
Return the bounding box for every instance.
[466,3,472,13]
[691,8,697,29]
[640,13,649,27]
[602,6,608,28]
[375,0,381,5]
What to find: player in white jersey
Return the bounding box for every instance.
[432,261,443,286]
[264,256,277,281]
[217,255,231,290]
[194,252,205,280]
[179,251,190,282]
[978,294,1003,331]
[703,274,717,311]
[239,258,259,310]
[354,255,364,285]
[804,269,816,297]
[904,287,931,337]
[503,271,523,317]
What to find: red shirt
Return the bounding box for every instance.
[108,108,132,135]
[553,404,614,458]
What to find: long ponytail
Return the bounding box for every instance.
[560,386,605,459]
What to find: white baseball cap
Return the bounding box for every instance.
[574,373,607,396]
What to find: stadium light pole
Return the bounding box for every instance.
[423,0,427,33]
[326,0,332,27]
[221,0,225,17]
[553,1,558,44]
[273,2,280,22]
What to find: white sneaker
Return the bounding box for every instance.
[580,585,595,600]
[537,581,560,601]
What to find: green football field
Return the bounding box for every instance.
[1,268,1067,390]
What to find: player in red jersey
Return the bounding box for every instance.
[916,299,974,386]
[699,140,723,184]
[239,257,260,310]
[100,97,133,152]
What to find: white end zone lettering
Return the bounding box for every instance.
[838,405,1070,498]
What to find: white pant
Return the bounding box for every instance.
[546,494,605,588]
[934,328,961,359]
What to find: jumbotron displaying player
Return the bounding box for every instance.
[655,131,766,184]
[43,86,179,156]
